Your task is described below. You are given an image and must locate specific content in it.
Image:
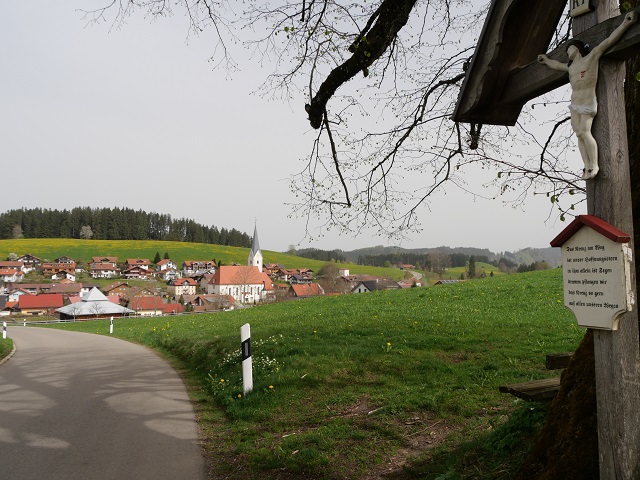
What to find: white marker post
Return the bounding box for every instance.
[241,323,253,395]
[2,322,6,340]
[109,317,114,334]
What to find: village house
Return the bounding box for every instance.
[263,263,283,276]
[181,260,216,276]
[8,283,52,295]
[156,268,181,282]
[90,263,120,279]
[8,288,32,302]
[0,261,27,274]
[18,293,64,316]
[162,302,184,315]
[55,256,76,265]
[127,286,158,299]
[290,273,314,285]
[48,283,83,301]
[126,258,151,270]
[197,273,215,292]
[397,279,420,288]
[397,264,415,270]
[0,268,24,283]
[167,278,197,298]
[129,296,164,316]
[182,294,235,311]
[351,278,399,294]
[91,256,118,267]
[49,269,76,282]
[182,260,216,277]
[122,266,151,279]
[102,282,130,298]
[16,254,41,272]
[155,258,177,271]
[289,283,325,299]
[1,301,17,315]
[42,261,77,277]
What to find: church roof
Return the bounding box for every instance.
[211,266,273,289]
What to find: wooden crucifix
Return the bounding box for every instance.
[454,1,640,478]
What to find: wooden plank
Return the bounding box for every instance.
[499,377,561,401]
[545,352,574,370]
[580,3,640,479]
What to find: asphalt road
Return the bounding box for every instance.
[0,327,205,480]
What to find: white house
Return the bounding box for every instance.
[156,258,177,271]
[90,263,120,279]
[157,268,181,281]
[0,269,24,283]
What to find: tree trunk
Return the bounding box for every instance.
[517,2,640,478]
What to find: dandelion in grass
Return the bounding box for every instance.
[385,342,392,353]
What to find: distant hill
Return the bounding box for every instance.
[299,245,561,267]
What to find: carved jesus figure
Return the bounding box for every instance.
[538,11,637,180]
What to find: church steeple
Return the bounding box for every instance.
[248,223,263,272]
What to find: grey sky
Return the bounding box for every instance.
[1,1,582,254]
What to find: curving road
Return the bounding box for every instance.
[0,327,205,480]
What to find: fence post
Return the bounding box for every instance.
[241,323,253,395]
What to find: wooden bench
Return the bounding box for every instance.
[499,352,573,401]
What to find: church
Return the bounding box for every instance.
[207,224,274,304]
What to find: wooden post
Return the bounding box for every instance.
[575,2,640,478]
[241,324,253,395]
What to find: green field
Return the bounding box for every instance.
[439,261,502,280]
[0,238,405,280]
[0,337,13,360]
[22,268,582,479]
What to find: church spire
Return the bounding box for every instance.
[248,222,263,272]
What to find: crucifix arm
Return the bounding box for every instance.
[591,11,638,57]
[537,54,569,72]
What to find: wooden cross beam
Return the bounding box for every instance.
[453,5,640,126]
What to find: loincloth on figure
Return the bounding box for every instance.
[569,99,597,116]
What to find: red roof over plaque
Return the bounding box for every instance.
[550,215,631,247]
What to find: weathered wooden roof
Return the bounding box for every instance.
[454,2,640,126]
[452,0,568,125]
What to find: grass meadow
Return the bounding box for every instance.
[0,336,13,359]
[25,268,583,479]
[0,238,406,280]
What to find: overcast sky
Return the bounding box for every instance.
[1,2,584,254]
